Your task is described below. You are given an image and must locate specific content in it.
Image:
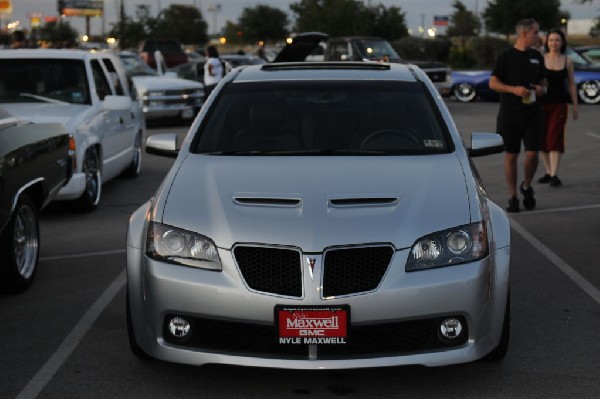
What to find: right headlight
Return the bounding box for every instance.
[145,222,222,271]
[406,222,488,272]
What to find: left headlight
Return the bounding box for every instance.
[406,222,488,272]
[146,222,222,271]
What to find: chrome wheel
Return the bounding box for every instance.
[77,148,102,211]
[578,80,600,104]
[0,194,39,293]
[123,131,142,178]
[14,201,39,279]
[453,83,477,102]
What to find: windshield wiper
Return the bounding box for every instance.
[19,93,69,105]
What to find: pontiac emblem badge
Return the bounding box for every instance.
[306,257,316,280]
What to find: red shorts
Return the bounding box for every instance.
[542,103,568,152]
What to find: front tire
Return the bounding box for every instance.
[0,194,39,294]
[453,83,477,102]
[577,80,600,104]
[75,147,102,211]
[122,131,142,178]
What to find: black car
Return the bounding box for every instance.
[0,108,72,293]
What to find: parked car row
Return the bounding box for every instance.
[450,47,600,104]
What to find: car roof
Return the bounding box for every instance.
[232,62,418,83]
[0,48,115,61]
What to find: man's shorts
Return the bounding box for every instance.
[497,106,543,153]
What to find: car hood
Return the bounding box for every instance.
[0,103,91,131]
[160,154,472,251]
[273,32,329,63]
[131,75,204,91]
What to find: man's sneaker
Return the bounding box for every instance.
[538,173,551,184]
[550,175,562,187]
[520,182,536,210]
[507,196,520,213]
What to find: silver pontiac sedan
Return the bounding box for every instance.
[127,62,511,369]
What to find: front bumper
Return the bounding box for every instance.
[127,240,510,369]
[142,104,200,120]
[142,91,204,120]
[55,172,85,200]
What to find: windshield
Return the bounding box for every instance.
[0,59,91,105]
[355,40,400,61]
[192,80,451,155]
[566,48,591,67]
[120,54,158,76]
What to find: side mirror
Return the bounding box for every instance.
[468,132,504,157]
[146,133,179,158]
[103,95,131,111]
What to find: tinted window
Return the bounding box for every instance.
[101,58,125,95]
[192,81,451,155]
[91,60,112,100]
[0,59,90,105]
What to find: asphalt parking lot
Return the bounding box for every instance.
[1,99,599,398]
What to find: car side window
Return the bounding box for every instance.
[329,42,349,61]
[90,60,113,100]
[101,58,125,96]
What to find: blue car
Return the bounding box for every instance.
[451,48,600,104]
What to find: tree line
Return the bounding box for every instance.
[3,0,597,68]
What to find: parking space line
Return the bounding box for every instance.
[510,219,600,306]
[586,132,600,139]
[40,249,126,262]
[16,270,126,399]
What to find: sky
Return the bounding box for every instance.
[2,0,599,38]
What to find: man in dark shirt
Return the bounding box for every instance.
[490,18,548,213]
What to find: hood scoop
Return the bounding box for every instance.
[232,195,302,208]
[329,196,400,208]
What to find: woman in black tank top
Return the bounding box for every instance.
[538,28,579,187]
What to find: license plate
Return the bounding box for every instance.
[276,305,348,345]
[181,108,194,119]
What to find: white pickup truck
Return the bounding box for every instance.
[0,49,145,211]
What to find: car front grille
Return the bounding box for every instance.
[233,245,394,299]
[143,88,204,106]
[162,315,468,358]
[323,246,394,297]
[233,246,303,297]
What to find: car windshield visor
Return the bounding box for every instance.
[192,80,451,156]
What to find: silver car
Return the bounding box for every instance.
[127,62,511,369]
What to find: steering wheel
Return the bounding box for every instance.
[359,129,421,150]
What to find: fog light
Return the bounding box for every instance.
[168,316,191,338]
[439,317,463,340]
